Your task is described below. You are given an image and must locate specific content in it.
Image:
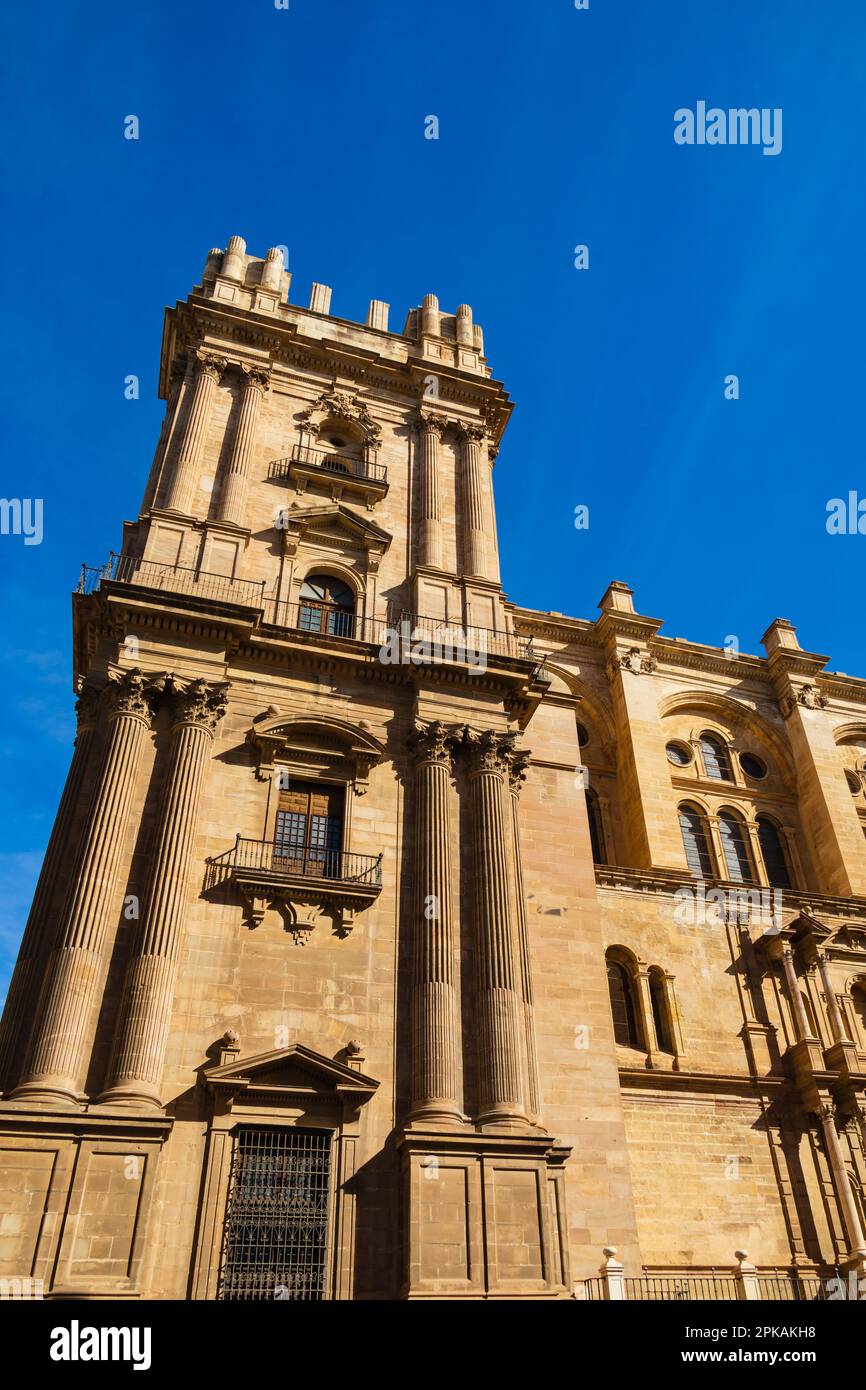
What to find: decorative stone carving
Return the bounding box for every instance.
[74,684,101,732]
[299,389,381,442]
[415,410,448,438]
[172,677,229,733]
[408,719,459,768]
[615,647,657,677]
[240,363,271,392]
[781,685,829,717]
[455,422,486,444]
[103,667,164,722]
[195,349,227,382]
[463,727,517,776]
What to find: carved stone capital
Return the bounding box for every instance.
[415,410,448,438]
[456,422,486,446]
[508,749,532,796]
[75,684,102,733]
[463,727,517,777]
[195,350,227,383]
[240,363,272,393]
[172,678,229,734]
[408,719,458,769]
[103,668,164,723]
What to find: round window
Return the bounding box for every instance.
[577,722,590,748]
[666,741,692,767]
[740,752,767,780]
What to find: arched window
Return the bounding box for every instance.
[678,804,714,879]
[700,732,733,781]
[586,787,606,865]
[718,811,755,883]
[606,958,640,1047]
[298,574,355,638]
[648,968,673,1052]
[851,983,866,1046]
[757,816,792,889]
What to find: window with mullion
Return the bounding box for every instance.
[679,806,714,879]
[700,732,733,781]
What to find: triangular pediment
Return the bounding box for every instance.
[788,911,834,944]
[281,503,391,551]
[204,1042,379,1101]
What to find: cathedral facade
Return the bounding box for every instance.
[1,237,865,1300]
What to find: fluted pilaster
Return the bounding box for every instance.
[415,412,446,570]
[465,729,526,1125]
[99,679,228,1108]
[507,750,540,1123]
[217,365,270,527]
[164,350,226,515]
[14,671,159,1104]
[457,423,489,580]
[0,689,100,1092]
[408,721,461,1123]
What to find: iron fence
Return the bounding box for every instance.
[77,553,265,610]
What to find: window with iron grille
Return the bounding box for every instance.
[218,1126,333,1301]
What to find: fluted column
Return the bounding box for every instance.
[407,721,462,1123]
[164,350,226,515]
[817,1104,866,1259]
[817,951,854,1045]
[217,364,270,527]
[457,423,489,580]
[415,412,446,570]
[99,679,228,1108]
[507,751,540,1122]
[780,944,817,1042]
[465,729,527,1125]
[14,670,159,1104]
[0,688,100,1092]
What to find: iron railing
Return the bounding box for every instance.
[211,836,383,887]
[268,444,387,484]
[77,553,265,610]
[263,602,534,664]
[756,1274,830,1302]
[582,1272,835,1301]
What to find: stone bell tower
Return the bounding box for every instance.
[0,237,636,1300]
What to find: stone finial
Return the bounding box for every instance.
[473,324,485,355]
[221,235,247,281]
[455,303,474,347]
[761,617,801,655]
[309,282,332,314]
[367,299,390,332]
[420,293,440,336]
[598,580,635,614]
[203,248,222,280]
[260,246,284,291]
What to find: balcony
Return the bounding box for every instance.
[77,553,265,613]
[76,557,541,678]
[268,444,388,505]
[207,835,383,938]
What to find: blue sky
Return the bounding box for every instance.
[1,0,864,998]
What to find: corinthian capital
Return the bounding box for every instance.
[408,719,459,768]
[508,748,532,796]
[195,350,227,382]
[463,727,517,777]
[172,678,229,734]
[456,422,486,446]
[240,363,272,393]
[415,410,448,438]
[75,684,102,733]
[103,668,164,723]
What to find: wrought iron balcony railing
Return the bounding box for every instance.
[268,444,388,485]
[210,836,383,887]
[77,553,265,610]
